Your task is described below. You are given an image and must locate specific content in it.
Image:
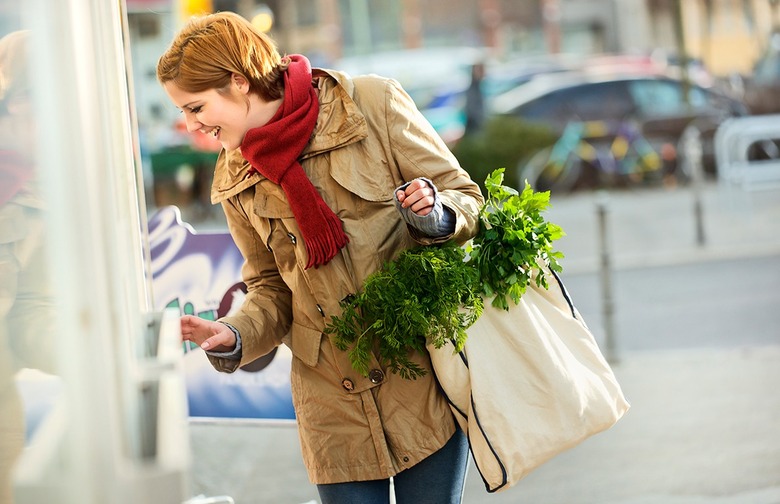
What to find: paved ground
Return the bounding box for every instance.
[544,180,780,274]
[187,181,780,504]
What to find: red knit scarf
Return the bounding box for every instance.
[240,55,349,269]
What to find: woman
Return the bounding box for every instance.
[157,12,483,503]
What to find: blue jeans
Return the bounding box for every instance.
[316,428,469,504]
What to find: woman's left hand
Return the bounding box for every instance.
[396,178,435,216]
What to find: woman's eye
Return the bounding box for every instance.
[189,106,202,114]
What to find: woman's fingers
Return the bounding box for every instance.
[200,327,235,351]
[180,316,235,351]
[397,179,434,215]
[180,315,201,342]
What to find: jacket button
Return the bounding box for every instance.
[368,369,385,384]
[402,456,409,463]
[341,378,354,391]
[316,304,325,316]
[287,232,297,244]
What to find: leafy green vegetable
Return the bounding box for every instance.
[324,168,564,379]
[467,168,565,310]
[328,244,483,380]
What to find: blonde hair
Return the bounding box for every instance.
[157,12,287,101]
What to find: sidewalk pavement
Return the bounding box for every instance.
[188,181,780,504]
[544,180,780,274]
[460,346,780,504]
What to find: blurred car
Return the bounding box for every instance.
[740,31,780,115]
[335,49,575,145]
[490,71,748,186]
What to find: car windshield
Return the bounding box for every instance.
[627,79,709,116]
[561,81,632,121]
[514,80,634,123]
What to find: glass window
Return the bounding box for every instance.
[565,82,634,121]
[629,78,715,116]
[628,79,684,116]
[3,1,187,502]
[516,90,570,125]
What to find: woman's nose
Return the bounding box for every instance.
[184,113,201,133]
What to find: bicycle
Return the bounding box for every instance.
[519,119,663,192]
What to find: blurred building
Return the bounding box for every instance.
[699,0,778,75]
[124,0,778,126]
[121,0,778,210]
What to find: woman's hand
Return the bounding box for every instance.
[180,315,237,352]
[396,178,435,216]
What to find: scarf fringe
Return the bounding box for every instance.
[304,202,350,269]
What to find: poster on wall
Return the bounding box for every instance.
[148,206,295,421]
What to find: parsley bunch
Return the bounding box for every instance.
[466,168,564,310]
[325,168,563,379]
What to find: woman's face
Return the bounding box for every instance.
[164,74,279,151]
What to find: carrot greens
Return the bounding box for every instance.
[325,168,564,379]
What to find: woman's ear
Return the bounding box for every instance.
[232,73,250,94]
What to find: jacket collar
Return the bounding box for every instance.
[211,68,368,204]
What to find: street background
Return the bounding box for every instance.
[188,181,780,504]
[3,1,780,503]
[136,2,780,502]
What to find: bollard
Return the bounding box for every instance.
[596,192,617,364]
[680,124,706,246]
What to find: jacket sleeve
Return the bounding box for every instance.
[207,194,293,373]
[383,78,484,245]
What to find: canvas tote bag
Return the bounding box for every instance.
[428,266,630,492]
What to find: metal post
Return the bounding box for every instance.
[681,125,706,246]
[596,192,617,364]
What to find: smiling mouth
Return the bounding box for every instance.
[202,126,221,138]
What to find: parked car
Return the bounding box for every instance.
[490,71,748,189]
[335,49,576,145]
[740,31,780,115]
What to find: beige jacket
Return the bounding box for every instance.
[206,68,483,484]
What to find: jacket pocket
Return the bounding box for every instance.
[326,148,397,203]
[251,180,296,219]
[284,321,322,367]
